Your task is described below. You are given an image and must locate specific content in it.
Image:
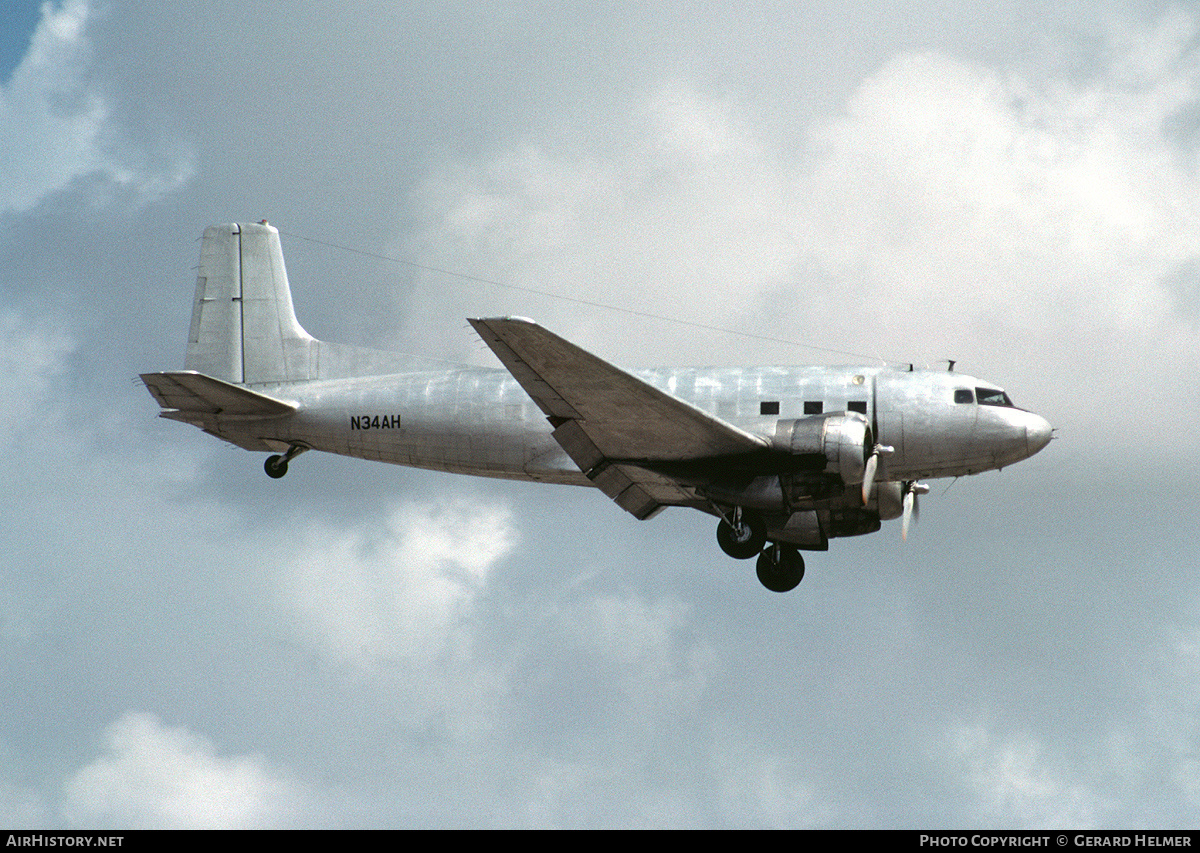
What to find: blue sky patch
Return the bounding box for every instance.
[0,0,45,82]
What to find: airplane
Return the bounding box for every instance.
[141,222,1053,592]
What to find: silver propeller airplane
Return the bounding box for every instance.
[142,222,1052,592]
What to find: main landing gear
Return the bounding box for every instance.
[715,508,806,593]
[716,507,767,559]
[264,444,308,479]
[756,543,805,593]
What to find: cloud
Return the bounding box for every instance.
[0,779,49,827]
[404,12,1200,458]
[0,0,192,215]
[62,712,307,829]
[402,83,804,363]
[713,748,827,829]
[945,722,1107,828]
[793,14,1200,451]
[504,591,718,739]
[282,498,519,671]
[0,311,77,641]
[802,21,1200,330]
[0,311,73,443]
[6,2,1200,830]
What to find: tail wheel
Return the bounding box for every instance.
[264,455,289,479]
[264,444,308,479]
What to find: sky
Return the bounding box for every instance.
[1,0,1199,829]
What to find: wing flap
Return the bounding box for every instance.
[589,461,705,520]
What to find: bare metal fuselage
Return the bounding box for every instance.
[143,223,1052,583]
[217,362,1050,501]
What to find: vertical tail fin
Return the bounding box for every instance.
[184,222,317,384]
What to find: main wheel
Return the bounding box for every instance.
[756,545,805,592]
[264,455,289,479]
[717,511,767,559]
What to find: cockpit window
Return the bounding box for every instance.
[976,387,1014,407]
[954,389,974,404]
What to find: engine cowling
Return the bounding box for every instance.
[869,480,904,520]
[772,412,873,486]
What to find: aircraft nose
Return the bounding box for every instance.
[1025,413,1052,456]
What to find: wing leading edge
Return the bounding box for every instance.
[469,317,768,519]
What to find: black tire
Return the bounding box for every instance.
[264,455,288,479]
[756,545,805,592]
[717,511,767,559]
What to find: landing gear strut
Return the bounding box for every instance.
[716,507,767,559]
[756,543,805,593]
[264,444,308,479]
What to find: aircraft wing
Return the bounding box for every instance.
[469,317,769,519]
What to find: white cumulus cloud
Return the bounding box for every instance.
[405,12,1200,456]
[283,498,518,671]
[0,0,192,214]
[62,712,307,829]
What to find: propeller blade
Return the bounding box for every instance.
[862,452,878,506]
[901,482,929,541]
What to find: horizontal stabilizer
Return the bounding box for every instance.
[140,371,295,418]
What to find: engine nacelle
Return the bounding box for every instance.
[773,412,872,486]
[869,480,904,520]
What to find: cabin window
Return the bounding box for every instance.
[848,401,867,415]
[954,389,974,404]
[804,401,823,415]
[976,387,1014,407]
[760,401,780,415]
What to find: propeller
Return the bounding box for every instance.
[862,375,894,506]
[862,452,878,506]
[901,481,929,541]
[861,443,894,506]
